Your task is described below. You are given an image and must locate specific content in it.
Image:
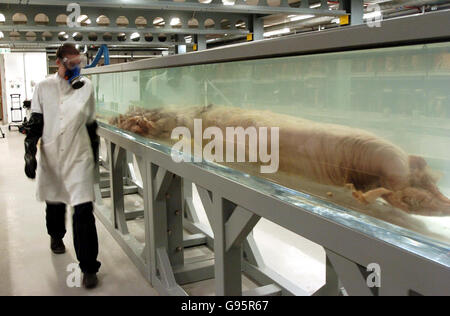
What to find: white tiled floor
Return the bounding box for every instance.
[0,126,325,296]
[0,127,158,296]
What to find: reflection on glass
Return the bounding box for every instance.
[90,42,450,257]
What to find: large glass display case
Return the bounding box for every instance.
[89,41,450,258]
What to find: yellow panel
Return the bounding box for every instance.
[246,33,253,41]
[340,15,349,25]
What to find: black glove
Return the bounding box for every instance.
[24,153,37,179]
[24,112,44,179]
[86,120,99,165]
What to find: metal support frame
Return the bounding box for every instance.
[1,1,348,16]
[195,35,207,51]
[108,141,129,233]
[0,2,348,49]
[249,14,264,41]
[94,121,450,296]
[95,139,320,296]
[100,135,303,295]
[341,0,363,26]
[96,130,310,296]
[325,250,376,296]
[0,39,183,48]
[0,3,250,48]
[83,10,450,76]
[87,12,450,296]
[313,254,340,296]
[0,3,251,33]
[100,141,142,200]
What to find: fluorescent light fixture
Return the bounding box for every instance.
[0,31,4,39]
[289,14,314,22]
[223,0,235,5]
[331,18,340,24]
[154,17,164,24]
[96,16,104,23]
[170,17,181,26]
[75,44,79,49]
[77,14,88,23]
[263,27,290,37]
[130,32,140,39]
[0,14,5,23]
[310,3,321,8]
[364,11,382,20]
[76,15,91,24]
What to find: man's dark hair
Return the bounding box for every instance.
[56,43,80,59]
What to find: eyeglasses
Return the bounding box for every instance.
[62,56,81,70]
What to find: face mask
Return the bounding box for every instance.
[62,57,85,89]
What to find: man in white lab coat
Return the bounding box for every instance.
[24,43,101,289]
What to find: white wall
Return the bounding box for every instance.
[0,54,7,124]
[3,52,47,123]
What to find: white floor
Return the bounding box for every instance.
[0,127,158,295]
[0,126,325,295]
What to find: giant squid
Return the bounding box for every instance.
[109,105,450,217]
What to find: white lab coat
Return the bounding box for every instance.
[31,73,95,206]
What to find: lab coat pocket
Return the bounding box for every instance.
[36,138,62,199]
[38,139,57,172]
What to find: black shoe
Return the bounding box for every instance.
[83,273,98,289]
[50,237,65,254]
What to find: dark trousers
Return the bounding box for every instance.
[46,201,101,274]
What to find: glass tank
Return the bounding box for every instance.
[90,42,450,253]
